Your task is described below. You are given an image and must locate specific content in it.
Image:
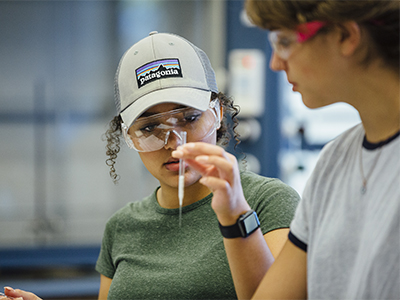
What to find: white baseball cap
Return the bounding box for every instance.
[115,31,219,128]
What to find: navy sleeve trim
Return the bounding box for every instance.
[288,231,307,252]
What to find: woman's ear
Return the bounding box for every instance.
[338,21,362,57]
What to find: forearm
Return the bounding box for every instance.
[252,240,307,300]
[223,229,274,300]
[98,275,112,300]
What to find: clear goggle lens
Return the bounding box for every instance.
[122,99,220,152]
[268,21,327,60]
[268,30,298,60]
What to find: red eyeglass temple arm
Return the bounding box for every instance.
[296,21,327,43]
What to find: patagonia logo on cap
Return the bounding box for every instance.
[136,58,182,88]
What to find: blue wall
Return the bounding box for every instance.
[225,0,280,178]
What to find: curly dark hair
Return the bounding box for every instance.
[103,91,241,183]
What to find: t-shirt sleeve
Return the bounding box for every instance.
[95,216,117,279]
[242,173,301,235]
[289,179,311,251]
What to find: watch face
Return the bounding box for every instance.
[243,212,260,233]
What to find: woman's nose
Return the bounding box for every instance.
[164,130,182,150]
[269,51,286,71]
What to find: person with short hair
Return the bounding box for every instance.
[233,1,398,299]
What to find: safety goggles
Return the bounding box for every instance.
[121,99,221,152]
[268,21,327,60]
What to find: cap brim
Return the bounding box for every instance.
[120,87,212,128]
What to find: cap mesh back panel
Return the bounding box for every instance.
[184,38,218,93]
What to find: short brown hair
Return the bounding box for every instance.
[245,0,399,70]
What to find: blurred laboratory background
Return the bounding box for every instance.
[0,0,361,299]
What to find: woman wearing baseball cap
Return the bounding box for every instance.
[2,32,300,300]
[95,32,299,300]
[1,32,300,300]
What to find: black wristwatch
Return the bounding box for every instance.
[218,210,260,238]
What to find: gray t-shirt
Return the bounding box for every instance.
[290,124,400,299]
[96,170,299,300]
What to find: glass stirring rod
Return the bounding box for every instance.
[178,131,187,226]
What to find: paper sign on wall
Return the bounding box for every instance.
[228,49,266,117]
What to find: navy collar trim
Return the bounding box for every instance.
[363,130,400,150]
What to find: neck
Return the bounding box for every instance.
[350,65,400,143]
[157,180,212,209]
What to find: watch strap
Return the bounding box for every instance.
[218,221,243,239]
[218,210,260,239]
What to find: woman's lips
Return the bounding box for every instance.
[164,159,180,172]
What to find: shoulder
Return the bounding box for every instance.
[105,192,156,228]
[300,123,364,209]
[240,170,299,196]
[240,170,300,207]
[240,171,300,233]
[320,123,363,157]
[240,170,276,187]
